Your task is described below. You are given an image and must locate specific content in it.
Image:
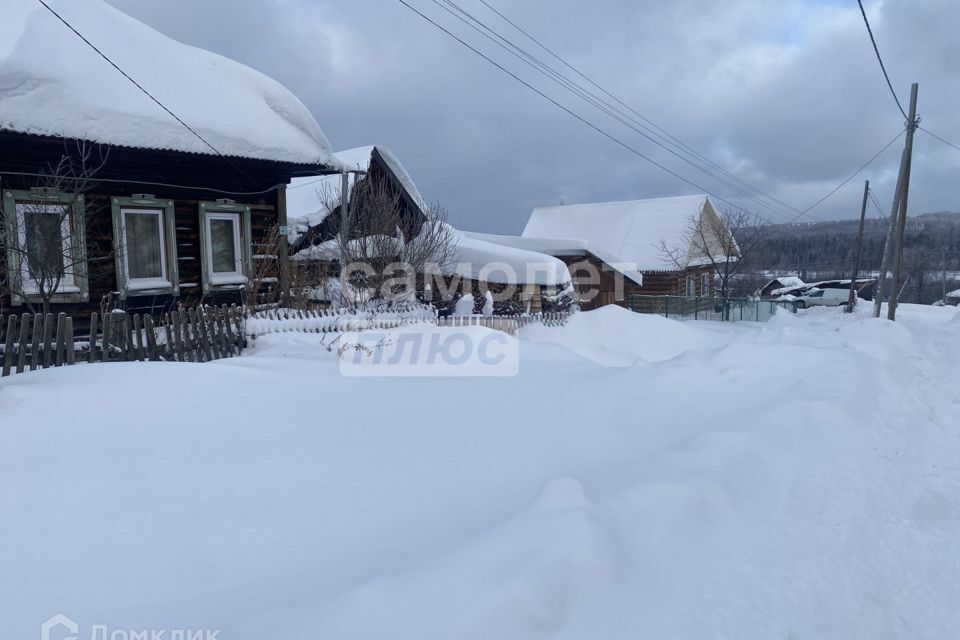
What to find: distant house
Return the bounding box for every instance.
[0,0,341,318]
[756,276,807,299]
[287,146,572,313]
[944,289,960,306]
[473,195,736,310]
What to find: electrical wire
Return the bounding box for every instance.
[791,128,904,221]
[475,0,805,218]
[398,0,905,226]
[919,127,960,154]
[0,170,283,196]
[867,188,886,217]
[393,0,776,220]
[435,0,800,221]
[33,0,284,188]
[856,0,908,121]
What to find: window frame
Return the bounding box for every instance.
[198,200,252,294]
[111,195,179,298]
[2,189,89,305]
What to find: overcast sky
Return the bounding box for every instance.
[105,0,959,234]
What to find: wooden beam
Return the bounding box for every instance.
[277,183,290,305]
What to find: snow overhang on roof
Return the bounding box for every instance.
[286,145,427,244]
[0,0,342,168]
[463,231,643,286]
[523,194,730,273]
[452,228,571,287]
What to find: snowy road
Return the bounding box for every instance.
[1,305,958,639]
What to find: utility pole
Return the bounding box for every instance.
[873,147,907,317]
[942,246,948,303]
[847,180,869,313]
[887,82,919,321]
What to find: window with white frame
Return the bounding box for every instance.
[122,208,167,287]
[701,272,710,295]
[111,196,178,297]
[686,276,696,297]
[199,201,251,292]
[18,202,76,293]
[3,189,88,303]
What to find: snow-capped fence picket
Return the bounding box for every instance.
[437,312,571,336]
[244,304,437,338]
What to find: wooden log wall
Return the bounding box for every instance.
[0,131,305,332]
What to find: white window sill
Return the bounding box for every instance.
[209,273,247,286]
[21,284,81,295]
[127,277,173,291]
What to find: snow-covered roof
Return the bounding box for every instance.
[945,288,960,299]
[463,231,589,256]
[0,0,339,166]
[771,276,806,289]
[292,225,573,287]
[464,231,644,286]
[287,145,426,241]
[758,276,806,297]
[452,229,571,286]
[524,194,730,272]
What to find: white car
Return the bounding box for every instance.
[792,287,849,309]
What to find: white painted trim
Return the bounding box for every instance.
[120,207,171,290]
[205,211,246,284]
[14,202,76,293]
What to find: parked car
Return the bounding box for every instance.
[792,287,849,309]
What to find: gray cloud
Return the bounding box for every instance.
[104,0,960,232]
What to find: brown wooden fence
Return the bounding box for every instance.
[0,304,246,377]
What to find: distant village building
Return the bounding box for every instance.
[945,289,960,306]
[473,195,737,310]
[1,0,340,318]
[286,146,573,313]
[756,276,807,299]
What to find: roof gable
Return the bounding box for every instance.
[523,194,723,272]
[287,145,425,226]
[0,0,338,166]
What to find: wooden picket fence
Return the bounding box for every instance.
[438,312,571,336]
[1,306,571,377]
[0,304,246,377]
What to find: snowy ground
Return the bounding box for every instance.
[2,304,959,639]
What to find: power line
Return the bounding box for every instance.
[393,0,783,221]
[0,170,283,196]
[287,176,329,191]
[856,0,908,121]
[34,0,269,188]
[791,128,904,221]
[398,0,904,226]
[919,126,960,154]
[867,188,885,217]
[441,0,800,221]
[476,0,805,218]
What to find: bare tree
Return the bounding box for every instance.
[2,141,107,316]
[318,173,457,307]
[658,205,765,299]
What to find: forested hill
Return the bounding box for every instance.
[747,211,960,274]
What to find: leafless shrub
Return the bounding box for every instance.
[2,141,108,316]
[318,174,457,308]
[658,205,764,299]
